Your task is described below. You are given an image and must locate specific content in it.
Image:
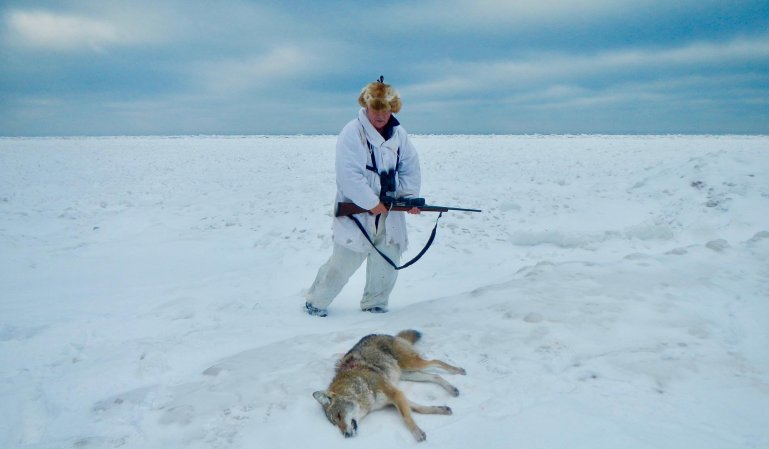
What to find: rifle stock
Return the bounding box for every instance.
[335,201,481,217]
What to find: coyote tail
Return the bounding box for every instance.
[396,329,422,344]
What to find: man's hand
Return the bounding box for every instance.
[369,202,388,215]
[407,207,421,215]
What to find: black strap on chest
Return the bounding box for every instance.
[366,140,400,231]
[365,140,400,175]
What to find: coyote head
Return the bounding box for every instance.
[313,391,364,438]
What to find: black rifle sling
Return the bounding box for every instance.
[348,212,442,270]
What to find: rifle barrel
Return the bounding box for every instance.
[430,206,483,213]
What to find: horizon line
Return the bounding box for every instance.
[2,132,769,139]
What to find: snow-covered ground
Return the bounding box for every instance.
[1,135,768,449]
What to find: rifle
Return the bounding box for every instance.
[336,197,481,217]
[335,196,480,270]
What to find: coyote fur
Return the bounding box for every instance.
[313,329,466,442]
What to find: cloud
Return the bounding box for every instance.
[2,5,187,52]
[5,10,121,51]
[387,0,698,29]
[192,47,309,95]
[451,0,643,22]
[7,11,118,50]
[1,1,766,135]
[396,33,769,133]
[192,40,353,95]
[404,34,769,100]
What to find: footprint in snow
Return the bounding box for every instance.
[706,239,730,252]
[523,312,544,323]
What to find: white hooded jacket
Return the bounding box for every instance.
[332,108,421,253]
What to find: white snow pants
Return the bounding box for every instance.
[306,217,401,311]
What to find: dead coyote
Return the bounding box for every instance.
[313,329,466,442]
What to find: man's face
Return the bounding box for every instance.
[366,108,391,132]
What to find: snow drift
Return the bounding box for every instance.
[1,135,767,448]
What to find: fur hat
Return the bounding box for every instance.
[358,79,402,113]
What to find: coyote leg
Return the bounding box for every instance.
[408,400,452,415]
[385,385,426,442]
[424,359,466,375]
[400,355,466,375]
[400,371,460,396]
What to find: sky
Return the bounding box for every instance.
[1,0,768,136]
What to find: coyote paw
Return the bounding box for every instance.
[413,428,426,442]
[449,386,460,397]
[457,367,467,375]
[437,406,452,415]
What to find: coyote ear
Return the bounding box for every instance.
[313,390,332,406]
